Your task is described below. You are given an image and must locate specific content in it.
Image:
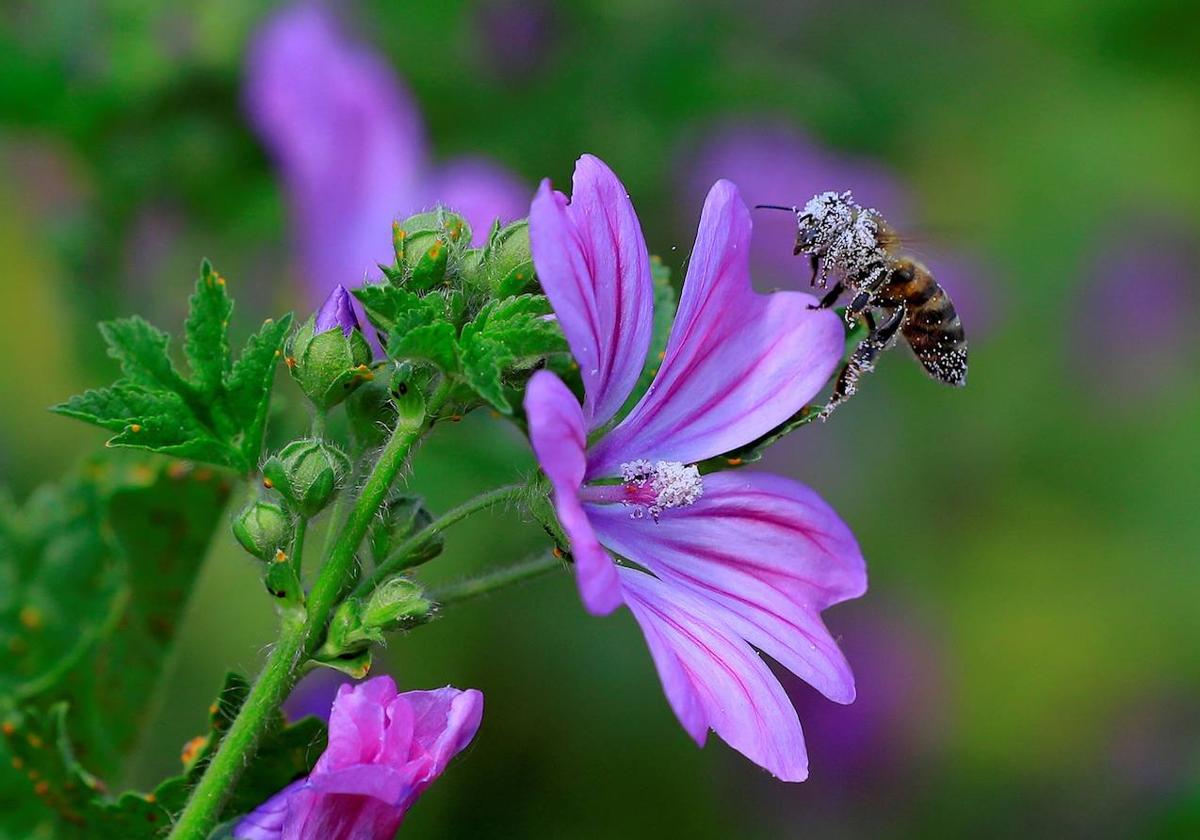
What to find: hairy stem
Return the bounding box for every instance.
[352,483,527,599]
[430,551,563,607]
[289,517,307,575]
[168,393,428,840]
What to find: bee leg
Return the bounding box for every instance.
[807,280,844,310]
[844,265,889,325]
[820,308,900,421]
[874,303,905,346]
[809,254,820,286]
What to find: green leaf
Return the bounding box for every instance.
[353,283,439,338]
[389,322,460,372]
[185,260,233,397]
[459,331,511,413]
[226,314,294,464]
[1,673,325,839]
[98,317,186,393]
[54,262,292,472]
[1,453,230,779]
[457,294,567,414]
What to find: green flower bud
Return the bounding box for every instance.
[389,210,471,292]
[481,219,537,297]
[261,439,352,517]
[287,286,374,410]
[368,493,439,566]
[322,578,433,658]
[231,500,291,561]
[363,577,434,631]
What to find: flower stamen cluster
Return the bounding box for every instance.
[620,459,704,519]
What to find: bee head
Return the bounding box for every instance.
[792,190,856,255]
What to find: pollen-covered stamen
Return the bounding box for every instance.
[580,459,704,520]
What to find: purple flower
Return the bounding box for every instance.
[244,3,529,301]
[313,284,360,336]
[235,675,483,840]
[524,155,867,780]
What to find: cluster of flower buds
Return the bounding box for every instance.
[287,285,374,410]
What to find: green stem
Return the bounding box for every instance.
[429,552,562,607]
[310,408,327,439]
[352,483,526,599]
[168,395,428,840]
[289,517,307,575]
[165,614,306,840]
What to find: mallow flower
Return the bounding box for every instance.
[235,675,483,840]
[245,2,528,302]
[524,155,867,780]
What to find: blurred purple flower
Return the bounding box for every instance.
[1074,222,1198,401]
[313,283,360,336]
[678,122,998,335]
[472,0,556,81]
[235,675,483,840]
[524,155,866,781]
[245,3,529,302]
[780,601,945,784]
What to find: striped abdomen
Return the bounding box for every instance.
[881,258,968,386]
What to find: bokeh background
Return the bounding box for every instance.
[2,0,1199,836]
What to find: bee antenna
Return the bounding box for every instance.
[754,204,798,213]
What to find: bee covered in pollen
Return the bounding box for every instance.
[759,191,968,418]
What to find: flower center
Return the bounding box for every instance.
[579,459,704,520]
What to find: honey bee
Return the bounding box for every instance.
[758,191,967,418]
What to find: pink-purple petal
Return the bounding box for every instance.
[405,687,485,780]
[591,471,865,704]
[524,371,622,614]
[529,155,654,429]
[619,568,810,781]
[587,179,843,478]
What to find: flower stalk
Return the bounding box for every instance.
[168,390,429,840]
[430,551,563,607]
[352,483,528,599]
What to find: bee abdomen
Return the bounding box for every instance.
[891,261,968,387]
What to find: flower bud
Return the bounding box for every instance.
[288,285,374,410]
[231,500,291,561]
[477,219,537,297]
[368,493,439,566]
[363,577,434,631]
[389,210,471,292]
[323,579,433,655]
[261,439,352,517]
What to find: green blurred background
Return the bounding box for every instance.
[1,0,1198,836]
